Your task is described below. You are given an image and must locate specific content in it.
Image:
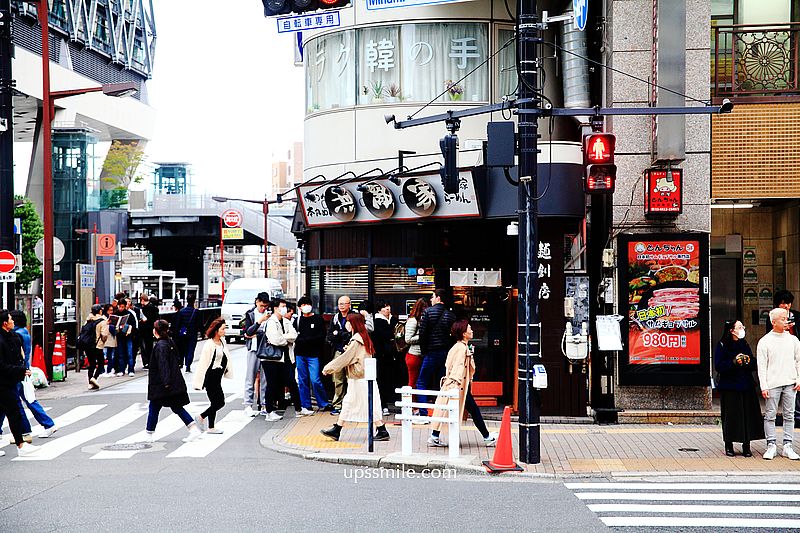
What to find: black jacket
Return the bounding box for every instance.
[418,303,456,353]
[175,306,200,337]
[141,303,160,337]
[326,312,351,353]
[373,315,398,359]
[0,328,26,389]
[148,338,190,407]
[714,339,758,392]
[294,314,326,357]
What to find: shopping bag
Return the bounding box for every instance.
[22,377,36,403]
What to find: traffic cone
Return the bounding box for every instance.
[482,406,523,473]
[52,333,66,382]
[32,344,47,378]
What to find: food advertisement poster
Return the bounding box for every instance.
[743,246,757,266]
[619,234,710,386]
[743,267,758,285]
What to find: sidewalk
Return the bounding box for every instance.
[34,366,149,401]
[262,411,800,478]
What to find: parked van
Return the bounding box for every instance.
[221,278,283,343]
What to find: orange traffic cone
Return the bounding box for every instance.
[32,344,46,377]
[52,333,66,381]
[482,406,523,473]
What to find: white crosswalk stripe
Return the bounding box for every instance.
[167,409,256,458]
[566,481,800,529]
[1,404,106,447]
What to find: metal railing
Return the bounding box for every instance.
[395,386,461,459]
[713,23,800,99]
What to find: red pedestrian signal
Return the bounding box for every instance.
[583,132,617,194]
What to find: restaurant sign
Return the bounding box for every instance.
[297,171,481,228]
[644,168,683,216]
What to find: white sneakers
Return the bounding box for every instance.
[784,444,800,460]
[206,427,223,434]
[427,435,447,447]
[40,425,58,438]
[484,432,499,447]
[16,443,41,457]
[143,431,155,443]
[182,425,202,442]
[244,406,258,417]
[299,408,314,417]
[0,449,4,457]
[764,443,778,460]
[194,415,207,432]
[266,411,283,421]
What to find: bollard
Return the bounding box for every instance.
[447,389,460,460]
[364,357,377,453]
[400,386,413,456]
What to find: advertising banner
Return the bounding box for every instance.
[619,234,710,386]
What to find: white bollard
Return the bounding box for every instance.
[400,386,413,456]
[447,389,460,459]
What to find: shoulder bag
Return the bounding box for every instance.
[256,320,284,361]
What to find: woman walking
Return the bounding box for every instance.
[146,320,201,443]
[102,304,117,376]
[714,319,764,456]
[404,298,428,417]
[320,313,390,442]
[428,319,497,447]
[84,305,107,390]
[192,318,233,434]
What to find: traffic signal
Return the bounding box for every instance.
[262,0,348,16]
[583,132,617,194]
[440,134,459,194]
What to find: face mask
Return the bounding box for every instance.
[277,307,286,316]
[737,329,746,339]
[300,305,312,314]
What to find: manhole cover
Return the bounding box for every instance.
[677,447,700,452]
[101,443,152,451]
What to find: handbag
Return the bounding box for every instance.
[256,333,283,361]
[22,376,36,403]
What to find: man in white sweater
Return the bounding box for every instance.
[757,307,800,460]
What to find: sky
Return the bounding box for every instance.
[144,1,305,198]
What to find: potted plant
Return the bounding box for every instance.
[386,83,402,103]
[444,80,463,101]
[362,80,386,103]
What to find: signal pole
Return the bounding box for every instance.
[0,0,15,311]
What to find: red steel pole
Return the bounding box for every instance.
[220,216,225,296]
[263,199,269,278]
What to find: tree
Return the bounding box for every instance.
[101,140,147,208]
[13,196,43,292]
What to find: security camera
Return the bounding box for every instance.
[384,114,396,125]
[304,192,319,202]
[719,98,733,114]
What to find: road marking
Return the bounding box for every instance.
[601,516,800,528]
[1,408,41,432]
[167,410,254,458]
[14,403,146,461]
[588,503,800,515]
[90,415,187,460]
[567,482,800,491]
[2,405,105,447]
[574,492,800,502]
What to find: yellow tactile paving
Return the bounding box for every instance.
[283,435,362,449]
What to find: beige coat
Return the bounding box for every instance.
[192,339,234,390]
[431,341,475,432]
[93,315,109,349]
[323,333,370,380]
[265,314,298,363]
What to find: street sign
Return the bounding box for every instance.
[222,209,243,228]
[97,234,117,257]
[0,250,16,273]
[277,11,340,33]
[55,280,63,289]
[79,264,96,289]
[34,237,65,265]
[222,227,244,240]
[573,0,588,31]
[0,273,16,283]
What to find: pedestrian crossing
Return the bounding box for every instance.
[2,397,259,462]
[566,481,800,529]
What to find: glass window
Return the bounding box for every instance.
[306,30,356,113]
[497,28,517,99]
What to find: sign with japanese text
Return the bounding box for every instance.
[222,228,244,240]
[366,0,470,10]
[222,209,243,228]
[625,238,702,365]
[277,11,340,33]
[644,168,683,216]
[297,171,480,228]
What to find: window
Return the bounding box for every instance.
[306,30,357,113]
[497,28,517,99]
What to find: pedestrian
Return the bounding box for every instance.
[192,318,233,434]
[428,319,497,447]
[294,296,330,413]
[242,293,270,417]
[125,298,142,370]
[757,307,800,460]
[0,310,58,439]
[145,319,202,443]
[175,294,200,372]
[138,294,160,369]
[262,298,304,420]
[82,305,108,390]
[320,312,390,442]
[404,298,429,417]
[102,303,117,375]
[416,289,456,416]
[356,300,375,332]
[285,302,296,324]
[0,309,40,457]
[112,299,135,376]
[714,319,764,457]
[326,295,352,414]
[767,290,800,426]
[372,299,398,415]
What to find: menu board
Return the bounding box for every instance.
[625,239,701,365]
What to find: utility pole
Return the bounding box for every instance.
[516,0,542,464]
[0,0,14,311]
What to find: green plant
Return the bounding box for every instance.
[364,80,385,99]
[13,196,43,292]
[101,140,145,207]
[444,80,464,100]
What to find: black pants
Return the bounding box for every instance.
[261,360,301,413]
[0,386,24,445]
[87,347,104,380]
[141,334,153,367]
[433,390,489,439]
[201,367,225,428]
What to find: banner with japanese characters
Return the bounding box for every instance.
[297,171,480,227]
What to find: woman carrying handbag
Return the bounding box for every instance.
[192,318,234,434]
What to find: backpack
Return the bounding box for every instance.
[393,321,409,353]
[77,318,102,350]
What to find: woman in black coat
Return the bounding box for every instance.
[714,319,764,457]
[145,320,201,443]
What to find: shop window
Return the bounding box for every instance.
[306,30,357,113]
[497,28,517,99]
[322,265,368,312]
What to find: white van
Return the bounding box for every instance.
[221,278,284,343]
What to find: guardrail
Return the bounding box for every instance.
[395,386,461,459]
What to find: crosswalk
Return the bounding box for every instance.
[566,481,800,529]
[1,396,259,462]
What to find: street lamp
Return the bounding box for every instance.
[35,1,138,376]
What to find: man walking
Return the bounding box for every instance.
[242,292,270,417]
[138,294,159,368]
[294,296,330,413]
[758,307,800,460]
[0,310,40,457]
[326,295,352,414]
[416,289,456,416]
[175,294,200,372]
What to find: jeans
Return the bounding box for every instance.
[115,337,134,373]
[105,346,116,373]
[183,336,198,370]
[0,387,25,445]
[146,401,194,432]
[764,384,796,444]
[244,350,268,409]
[415,350,448,416]
[0,382,55,434]
[296,355,329,410]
